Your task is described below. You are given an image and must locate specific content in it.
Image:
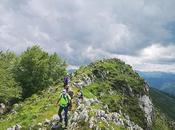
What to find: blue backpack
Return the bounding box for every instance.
[64,77,69,84]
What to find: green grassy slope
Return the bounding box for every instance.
[73,59,174,130]
[0,58,174,130]
[0,84,71,129]
[73,59,169,129]
[150,88,175,120]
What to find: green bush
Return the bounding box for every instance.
[0,51,21,103]
[14,46,66,98]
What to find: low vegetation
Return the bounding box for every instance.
[0,47,174,130]
[0,45,66,103]
[150,88,175,120]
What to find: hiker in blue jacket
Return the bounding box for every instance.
[63,74,69,87]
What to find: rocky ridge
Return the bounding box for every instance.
[3,58,174,130]
[68,69,154,129]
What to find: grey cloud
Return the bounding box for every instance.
[0,0,175,70]
[153,58,175,65]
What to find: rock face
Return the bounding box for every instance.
[73,69,109,89]
[7,124,22,130]
[44,119,51,126]
[84,98,99,106]
[73,75,92,88]
[144,82,150,93]
[0,103,6,114]
[68,98,143,130]
[52,114,60,122]
[139,95,154,127]
[92,69,109,79]
[10,109,17,115]
[71,60,155,129]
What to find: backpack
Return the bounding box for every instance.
[60,94,69,101]
[64,77,69,84]
[68,90,74,99]
[63,94,72,109]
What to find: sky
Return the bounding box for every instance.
[0,0,175,72]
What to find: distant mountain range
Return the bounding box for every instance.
[138,71,175,96]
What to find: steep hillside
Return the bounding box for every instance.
[0,84,64,129]
[71,58,173,130]
[150,88,175,120]
[0,58,174,130]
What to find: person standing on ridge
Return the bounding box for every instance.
[76,89,84,106]
[56,89,71,128]
[63,74,69,87]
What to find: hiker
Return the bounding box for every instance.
[76,89,83,106]
[63,74,69,87]
[56,89,71,128]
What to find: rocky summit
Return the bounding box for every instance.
[69,58,154,130]
[0,58,175,130]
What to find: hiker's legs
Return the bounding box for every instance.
[58,106,63,122]
[77,98,81,106]
[68,100,72,110]
[63,106,68,127]
[64,82,68,88]
[76,98,79,106]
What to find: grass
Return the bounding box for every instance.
[82,87,96,98]
[97,119,126,130]
[1,58,174,130]
[0,82,82,129]
[0,85,63,129]
[73,59,164,129]
[152,109,172,130]
[150,88,175,120]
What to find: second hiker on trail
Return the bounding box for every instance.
[76,89,84,106]
[56,89,71,128]
[63,74,69,87]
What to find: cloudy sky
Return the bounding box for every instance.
[0,0,175,72]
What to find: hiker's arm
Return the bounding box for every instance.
[81,93,84,100]
[68,94,71,103]
[56,95,61,105]
[56,99,60,104]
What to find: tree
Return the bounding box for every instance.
[15,46,66,98]
[0,51,21,103]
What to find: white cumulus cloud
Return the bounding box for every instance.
[0,0,175,72]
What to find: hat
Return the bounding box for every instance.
[62,89,66,94]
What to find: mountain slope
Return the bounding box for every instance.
[0,58,174,130]
[72,59,150,129]
[150,88,175,120]
[0,85,64,129]
[71,58,174,130]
